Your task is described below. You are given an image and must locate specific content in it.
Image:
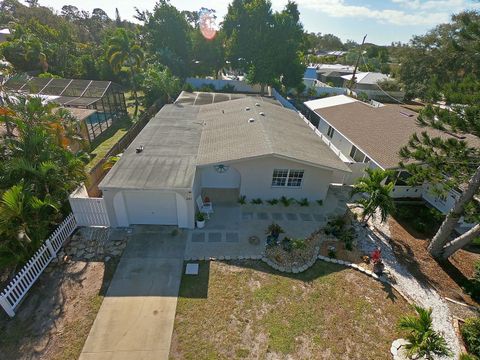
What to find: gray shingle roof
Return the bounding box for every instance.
[100,95,350,191]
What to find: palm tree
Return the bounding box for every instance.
[398,306,452,360]
[351,168,396,223]
[107,29,144,117]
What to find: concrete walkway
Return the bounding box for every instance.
[79,226,186,360]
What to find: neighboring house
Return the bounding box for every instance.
[341,72,405,101]
[0,29,10,43]
[98,92,351,228]
[4,76,127,141]
[304,95,479,229]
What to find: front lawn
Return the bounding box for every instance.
[170,260,410,360]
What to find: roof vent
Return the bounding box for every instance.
[255,103,261,107]
[245,107,250,111]
[136,145,144,153]
[259,112,265,116]
[248,118,255,123]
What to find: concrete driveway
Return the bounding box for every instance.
[79,226,186,360]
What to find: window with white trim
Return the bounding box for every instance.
[327,126,335,138]
[349,145,366,163]
[271,169,304,188]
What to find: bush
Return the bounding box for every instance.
[324,216,345,237]
[238,195,247,205]
[297,198,309,207]
[221,84,235,92]
[266,198,278,205]
[281,237,293,252]
[459,353,478,360]
[291,238,306,250]
[250,198,263,204]
[280,196,295,207]
[470,261,480,301]
[316,199,323,206]
[196,212,205,221]
[339,228,355,251]
[182,82,194,92]
[198,83,215,92]
[462,317,480,357]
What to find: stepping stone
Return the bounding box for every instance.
[299,213,313,221]
[313,214,324,222]
[272,213,284,221]
[226,232,239,243]
[191,233,205,243]
[286,213,298,221]
[208,232,222,242]
[256,212,269,220]
[242,212,253,220]
[185,263,199,275]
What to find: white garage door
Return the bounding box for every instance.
[124,190,178,225]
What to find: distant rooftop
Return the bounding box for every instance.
[340,72,389,85]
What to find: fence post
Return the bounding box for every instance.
[0,295,15,317]
[45,239,56,259]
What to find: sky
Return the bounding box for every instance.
[29,0,480,45]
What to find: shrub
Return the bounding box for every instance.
[238,195,246,204]
[266,223,284,237]
[280,196,295,207]
[291,238,306,250]
[221,84,235,92]
[297,198,309,207]
[324,216,345,236]
[339,228,355,251]
[327,246,336,258]
[250,198,263,204]
[462,317,480,357]
[266,198,278,205]
[196,212,205,221]
[459,353,478,360]
[182,82,194,92]
[281,237,293,252]
[316,199,323,206]
[198,83,215,92]
[470,261,480,300]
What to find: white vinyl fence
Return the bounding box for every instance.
[69,184,110,227]
[0,214,77,317]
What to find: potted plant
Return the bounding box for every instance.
[371,248,385,275]
[266,223,284,247]
[196,212,206,229]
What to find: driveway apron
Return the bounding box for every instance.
[79,226,186,360]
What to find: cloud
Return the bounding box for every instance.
[292,0,476,26]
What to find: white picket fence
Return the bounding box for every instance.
[0,214,77,317]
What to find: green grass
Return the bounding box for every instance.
[473,237,480,246]
[86,117,132,172]
[171,260,411,360]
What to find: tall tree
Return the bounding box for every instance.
[143,0,192,77]
[107,28,144,116]
[400,12,480,259]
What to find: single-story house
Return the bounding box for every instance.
[341,72,405,102]
[303,95,480,222]
[98,93,351,228]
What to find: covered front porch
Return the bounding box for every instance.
[186,185,350,260]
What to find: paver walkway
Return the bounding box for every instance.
[79,226,186,360]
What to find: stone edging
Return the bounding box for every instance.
[184,255,264,261]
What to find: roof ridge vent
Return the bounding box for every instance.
[255,102,261,107]
[259,112,265,116]
[245,107,250,111]
[248,118,255,123]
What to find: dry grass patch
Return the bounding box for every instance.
[170,260,410,360]
[0,258,118,360]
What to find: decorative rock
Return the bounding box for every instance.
[219,256,225,260]
[292,268,299,274]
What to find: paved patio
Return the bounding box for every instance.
[185,185,350,259]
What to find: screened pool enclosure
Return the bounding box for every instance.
[5,77,127,141]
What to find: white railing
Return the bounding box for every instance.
[0,214,77,317]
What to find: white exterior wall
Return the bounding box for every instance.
[422,183,459,214]
[200,165,241,188]
[317,115,358,159]
[230,156,338,201]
